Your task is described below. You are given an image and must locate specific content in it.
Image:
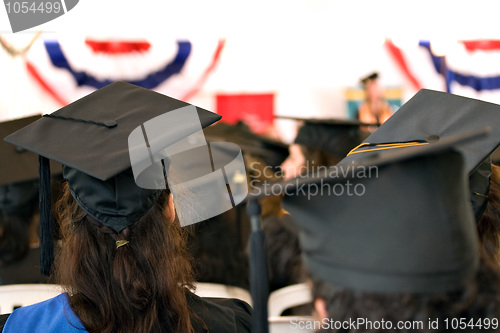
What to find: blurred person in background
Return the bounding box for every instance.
[357,72,394,131]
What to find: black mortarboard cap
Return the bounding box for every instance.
[342,89,500,220]
[280,117,373,159]
[0,116,61,215]
[4,81,222,275]
[6,82,221,182]
[249,126,489,295]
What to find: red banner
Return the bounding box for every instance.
[216,93,274,134]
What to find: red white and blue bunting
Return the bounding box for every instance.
[385,38,500,104]
[25,35,225,106]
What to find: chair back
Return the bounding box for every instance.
[191,282,252,306]
[0,284,64,314]
[268,283,312,317]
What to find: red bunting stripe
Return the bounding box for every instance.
[26,61,68,106]
[182,39,225,101]
[461,40,500,52]
[384,39,422,91]
[84,40,151,54]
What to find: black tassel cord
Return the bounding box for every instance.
[39,155,54,276]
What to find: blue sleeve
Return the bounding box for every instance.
[2,293,86,333]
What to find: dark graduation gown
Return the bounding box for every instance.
[0,290,252,333]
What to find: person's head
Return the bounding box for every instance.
[280,119,365,179]
[280,142,493,332]
[361,72,383,101]
[281,144,343,181]
[364,78,383,102]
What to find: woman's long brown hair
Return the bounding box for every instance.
[53,183,195,333]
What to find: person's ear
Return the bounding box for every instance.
[314,297,328,321]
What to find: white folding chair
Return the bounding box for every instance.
[0,284,64,314]
[269,316,316,333]
[191,282,253,306]
[268,283,312,317]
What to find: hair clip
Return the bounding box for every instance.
[116,240,130,249]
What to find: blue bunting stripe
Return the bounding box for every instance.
[419,40,500,92]
[44,40,192,89]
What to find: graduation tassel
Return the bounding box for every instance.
[39,155,54,276]
[247,198,269,333]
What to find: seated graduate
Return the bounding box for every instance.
[289,89,500,332]
[299,143,500,333]
[0,82,252,333]
[0,115,62,285]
